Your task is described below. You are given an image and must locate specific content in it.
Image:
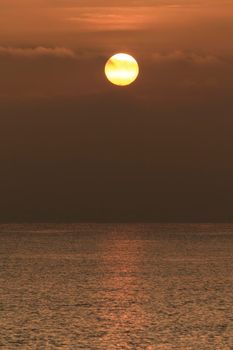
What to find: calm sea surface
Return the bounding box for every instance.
[0,223,233,350]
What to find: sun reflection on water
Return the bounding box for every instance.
[95,232,155,349]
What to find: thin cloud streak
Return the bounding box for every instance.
[67,8,147,31]
[151,51,222,65]
[0,46,76,58]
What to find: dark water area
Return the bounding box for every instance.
[0,223,233,349]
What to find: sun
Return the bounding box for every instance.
[105,53,139,86]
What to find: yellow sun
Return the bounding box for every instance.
[105,53,139,86]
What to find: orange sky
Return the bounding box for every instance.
[0,0,233,221]
[0,0,233,98]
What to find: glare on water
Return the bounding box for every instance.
[0,223,233,349]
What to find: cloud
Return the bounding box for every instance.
[0,46,76,59]
[151,51,221,65]
[67,9,147,31]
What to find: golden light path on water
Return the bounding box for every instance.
[105,53,139,86]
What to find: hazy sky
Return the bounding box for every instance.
[0,0,233,221]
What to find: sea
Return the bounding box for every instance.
[0,223,233,350]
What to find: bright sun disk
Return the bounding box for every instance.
[105,53,139,86]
